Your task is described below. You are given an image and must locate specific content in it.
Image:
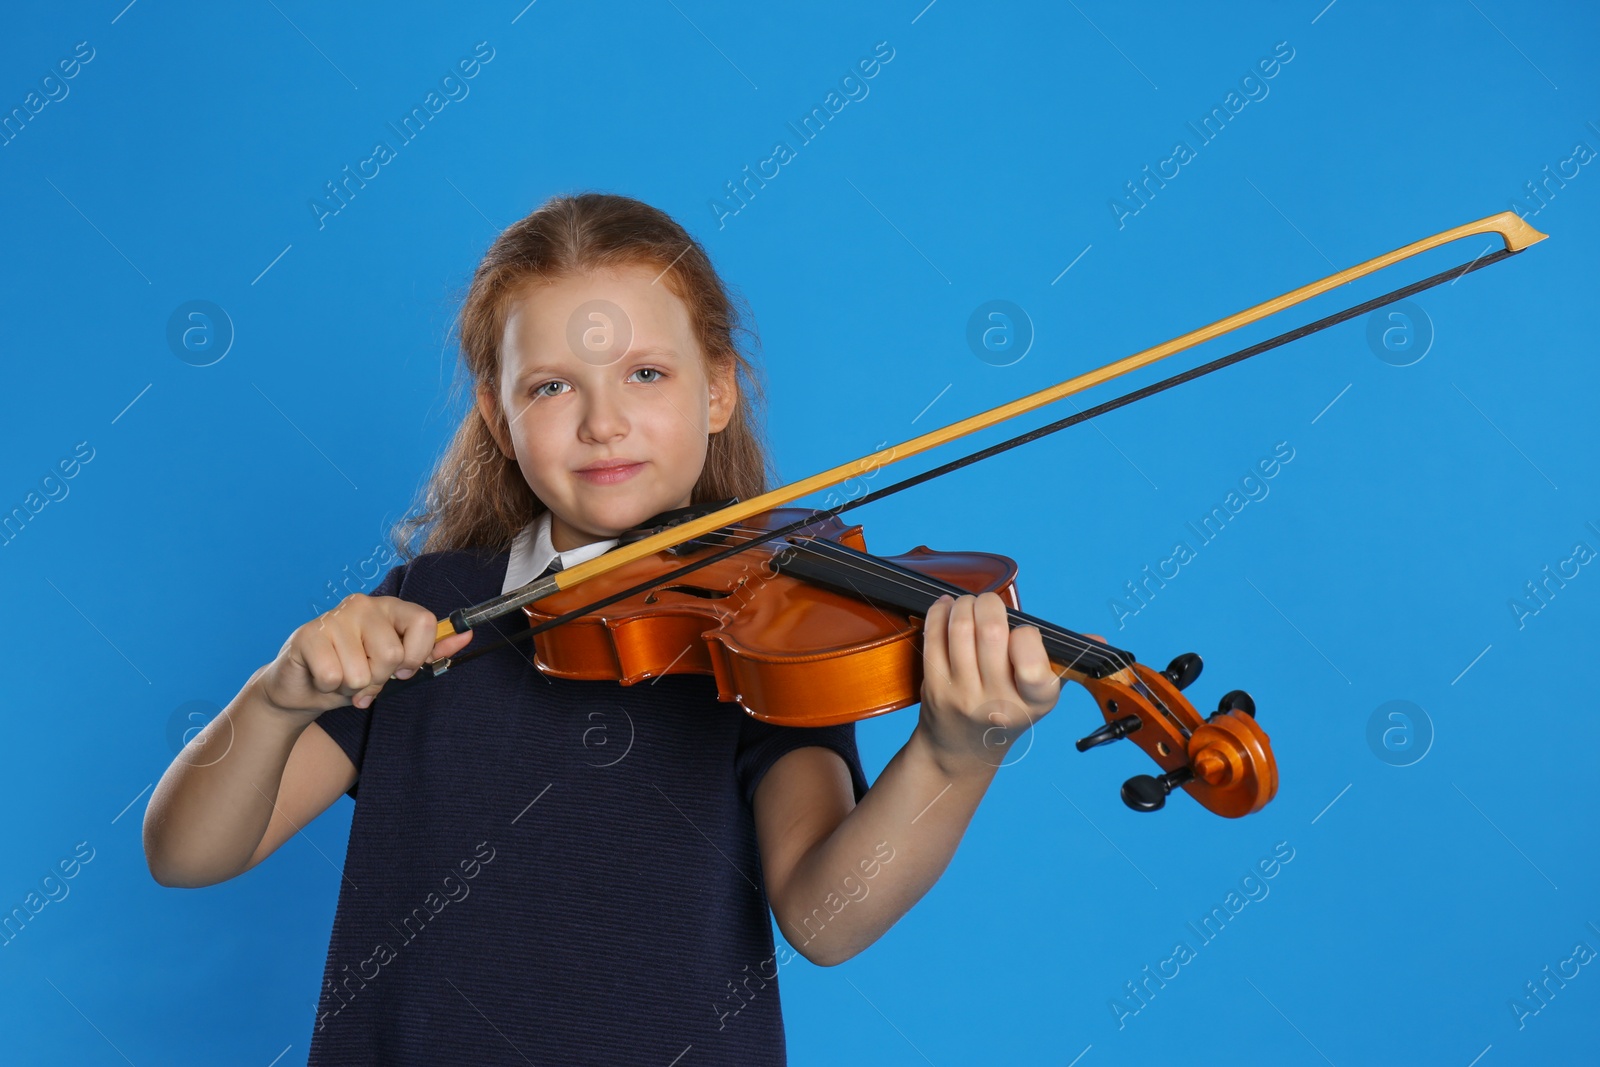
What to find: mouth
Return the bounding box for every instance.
[574,459,645,485]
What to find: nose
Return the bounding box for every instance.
[577,383,630,444]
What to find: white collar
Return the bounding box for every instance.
[502,510,621,594]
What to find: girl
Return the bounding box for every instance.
[143,192,1067,1065]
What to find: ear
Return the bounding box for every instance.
[476,383,515,459]
[707,358,738,435]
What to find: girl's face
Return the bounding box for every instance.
[479,264,737,551]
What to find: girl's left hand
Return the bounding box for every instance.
[915,591,1068,776]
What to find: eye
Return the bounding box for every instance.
[632,367,664,384]
[529,380,568,398]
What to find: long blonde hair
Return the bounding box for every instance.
[391,192,774,559]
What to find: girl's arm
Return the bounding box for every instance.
[143,592,470,888]
[143,670,344,888]
[752,591,1068,967]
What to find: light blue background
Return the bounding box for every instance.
[2,1,1595,1064]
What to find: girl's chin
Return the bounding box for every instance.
[564,497,675,537]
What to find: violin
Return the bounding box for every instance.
[405,211,1548,820]
[518,506,1278,818]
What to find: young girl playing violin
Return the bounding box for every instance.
[143,192,1070,1065]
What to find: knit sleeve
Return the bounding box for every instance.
[310,560,409,800]
[735,713,872,810]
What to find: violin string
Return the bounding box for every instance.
[404,245,1521,683]
[772,533,1134,676]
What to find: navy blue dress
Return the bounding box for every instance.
[308,546,871,1065]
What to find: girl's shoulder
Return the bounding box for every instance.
[375,544,509,611]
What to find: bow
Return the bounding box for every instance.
[421,210,1546,670]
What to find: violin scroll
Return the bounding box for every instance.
[1078,658,1277,819]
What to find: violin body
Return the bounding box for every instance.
[523,509,1017,728]
[522,507,1278,818]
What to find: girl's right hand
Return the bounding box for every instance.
[256,593,475,715]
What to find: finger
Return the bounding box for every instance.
[350,617,406,708]
[359,630,472,707]
[429,629,474,662]
[1083,632,1106,644]
[921,594,952,691]
[300,637,346,696]
[328,623,372,695]
[362,617,408,681]
[1010,624,1061,706]
[386,604,440,679]
[973,592,1014,693]
[945,594,979,695]
[354,633,470,709]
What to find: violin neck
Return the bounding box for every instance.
[775,535,1132,679]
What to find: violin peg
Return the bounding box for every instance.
[1162,652,1203,691]
[1121,766,1195,812]
[1214,689,1256,719]
[1076,714,1142,752]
